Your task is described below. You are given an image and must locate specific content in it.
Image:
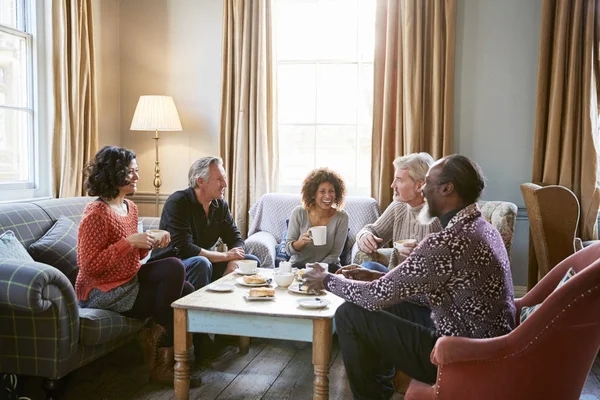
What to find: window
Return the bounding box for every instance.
[0,0,48,201]
[275,0,376,196]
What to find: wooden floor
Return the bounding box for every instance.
[19,337,600,400]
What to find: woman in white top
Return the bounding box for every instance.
[285,168,349,273]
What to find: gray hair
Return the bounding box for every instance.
[188,156,223,188]
[392,152,435,182]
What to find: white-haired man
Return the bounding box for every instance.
[149,156,260,290]
[355,152,442,272]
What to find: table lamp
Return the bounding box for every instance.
[130,95,182,216]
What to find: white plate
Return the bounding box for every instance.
[243,294,275,301]
[236,276,271,287]
[297,298,330,309]
[234,268,259,275]
[287,283,326,296]
[206,283,235,292]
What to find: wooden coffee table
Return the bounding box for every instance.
[172,268,345,400]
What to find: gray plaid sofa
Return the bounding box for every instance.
[246,193,381,268]
[0,197,159,397]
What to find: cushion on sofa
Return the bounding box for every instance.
[0,231,34,262]
[78,308,144,346]
[28,216,79,287]
[520,267,576,323]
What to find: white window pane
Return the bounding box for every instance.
[358,62,374,126]
[0,0,22,31]
[358,0,376,62]
[278,64,316,124]
[279,125,316,186]
[317,0,358,60]
[317,64,357,124]
[276,0,319,60]
[0,108,31,182]
[315,125,357,187]
[0,30,28,108]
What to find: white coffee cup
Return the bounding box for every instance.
[279,261,292,273]
[236,259,257,273]
[309,226,327,246]
[147,229,168,242]
[393,239,418,252]
[273,272,294,288]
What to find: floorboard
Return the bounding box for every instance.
[15,338,600,400]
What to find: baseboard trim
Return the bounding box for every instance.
[129,192,170,204]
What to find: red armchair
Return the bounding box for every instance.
[405,242,600,400]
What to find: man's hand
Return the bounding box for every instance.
[225,247,245,261]
[358,232,383,254]
[397,241,417,257]
[342,267,385,282]
[303,263,328,292]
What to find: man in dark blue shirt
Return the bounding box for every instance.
[149,156,260,290]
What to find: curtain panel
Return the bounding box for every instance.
[219,0,279,237]
[529,0,600,287]
[52,0,98,198]
[371,0,456,209]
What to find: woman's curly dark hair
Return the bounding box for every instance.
[84,146,137,199]
[301,168,346,210]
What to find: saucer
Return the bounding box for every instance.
[206,283,235,292]
[288,283,326,296]
[234,268,259,275]
[243,294,275,301]
[297,298,330,309]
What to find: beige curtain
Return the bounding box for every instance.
[371,0,456,209]
[529,0,600,287]
[533,0,600,240]
[52,0,98,198]
[220,0,278,236]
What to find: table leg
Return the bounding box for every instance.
[174,308,190,400]
[312,319,333,400]
[239,336,250,354]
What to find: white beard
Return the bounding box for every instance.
[417,203,436,225]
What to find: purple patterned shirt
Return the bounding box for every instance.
[324,203,516,338]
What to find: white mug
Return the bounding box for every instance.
[279,261,292,273]
[309,226,327,246]
[236,259,257,273]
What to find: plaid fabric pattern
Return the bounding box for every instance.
[28,217,79,287]
[520,267,576,324]
[0,197,151,380]
[79,308,144,346]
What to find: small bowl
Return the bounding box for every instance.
[273,272,294,288]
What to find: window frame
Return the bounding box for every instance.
[0,0,51,202]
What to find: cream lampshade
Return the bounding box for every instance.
[130,95,182,216]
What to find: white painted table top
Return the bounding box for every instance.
[172,268,345,320]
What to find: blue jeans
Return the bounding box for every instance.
[182,253,261,290]
[361,261,390,273]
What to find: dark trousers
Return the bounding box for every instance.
[335,301,439,400]
[122,257,194,347]
[182,254,262,290]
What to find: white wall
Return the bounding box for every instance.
[93,0,121,148]
[119,0,222,195]
[455,0,542,285]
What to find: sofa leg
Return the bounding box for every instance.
[42,378,62,400]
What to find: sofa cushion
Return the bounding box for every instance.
[28,217,79,287]
[520,267,576,323]
[78,308,144,346]
[0,231,34,262]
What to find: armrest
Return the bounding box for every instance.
[0,260,77,313]
[431,334,516,365]
[0,260,80,357]
[245,231,278,268]
[575,237,583,251]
